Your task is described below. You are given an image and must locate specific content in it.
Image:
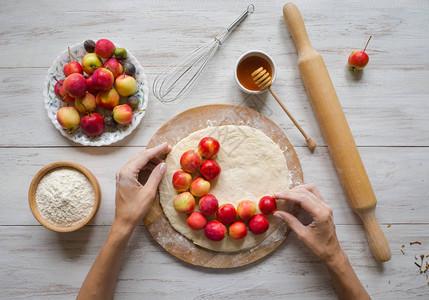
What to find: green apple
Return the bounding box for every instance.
[114,47,127,60]
[115,74,137,96]
[81,53,103,74]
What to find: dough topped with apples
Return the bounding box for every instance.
[159,125,291,252]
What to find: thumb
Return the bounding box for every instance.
[274,211,306,237]
[145,162,167,192]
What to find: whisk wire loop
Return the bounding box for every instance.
[153,5,254,104]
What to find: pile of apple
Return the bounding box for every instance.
[54,39,141,136]
[171,137,278,242]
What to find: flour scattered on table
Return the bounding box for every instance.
[36,168,95,227]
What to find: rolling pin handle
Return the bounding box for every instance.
[359,208,391,262]
[283,3,312,53]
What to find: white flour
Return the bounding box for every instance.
[35,168,95,227]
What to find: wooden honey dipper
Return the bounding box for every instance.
[251,67,317,152]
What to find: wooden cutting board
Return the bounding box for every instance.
[143,104,303,268]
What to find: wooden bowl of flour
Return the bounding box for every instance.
[28,161,101,232]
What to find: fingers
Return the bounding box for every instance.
[273,211,306,238]
[274,189,323,218]
[149,156,164,165]
[144,162,168,193]
[294,184,331,210]
[127,142,172,173]
[145,142,172,158]
[276,184,322,202]
[299,184,323,201]
[117,143,172,184]
[274,183,334,221]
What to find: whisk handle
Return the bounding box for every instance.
[226,4,255,32]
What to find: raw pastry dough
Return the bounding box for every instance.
[159,125,291,252]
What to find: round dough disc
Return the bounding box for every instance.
[159,125,291,252]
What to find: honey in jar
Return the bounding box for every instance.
[237,55,272,91]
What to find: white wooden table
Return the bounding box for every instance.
[1,0,428,298]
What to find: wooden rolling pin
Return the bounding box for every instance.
[283,3,391,262]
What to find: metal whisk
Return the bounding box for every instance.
[153,4,255,104]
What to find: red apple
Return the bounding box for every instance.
[113,104,133,125]
[229,221,247,240]
[86,76,99,95]
[92,68,114,91]
[180,150,202,173]
[190,177,210,197]
[95,39,115,59]
[259,196,277,215]
[54,79,65,98]
[96,89,120,110]
[186,211,207,231]
[115,74,138,96]
[80,113,105,136]
[198,137,220,158]
[172,171,192,192]
[63,73,88,98]
[248,214,269,235]
[103,58,124,78]
[57,107,80,131]
[199,194,219,216]
[204,220,226,242]
[173,192,195,214]
[348,36,372,71]
[75,93,96,114]
[199,159,221,181]
[216,203,237,225]
[81,53,103,75]
[63,61,83,77]
[237,200,256,220]
[54,79,74,103]
[348,51,369,71]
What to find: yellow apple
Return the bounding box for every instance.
[115,74,137,96]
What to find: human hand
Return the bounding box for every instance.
[274,184,344,267]
[113,142,172,232]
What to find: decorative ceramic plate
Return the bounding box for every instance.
[43,42,148,146]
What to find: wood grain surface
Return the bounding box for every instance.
[143,104,303,268]
[1,0,428,298]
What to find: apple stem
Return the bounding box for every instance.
[363,36,372,52]
[53,76,62,85]
[68,47,72,62]
[132,108,146,114]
